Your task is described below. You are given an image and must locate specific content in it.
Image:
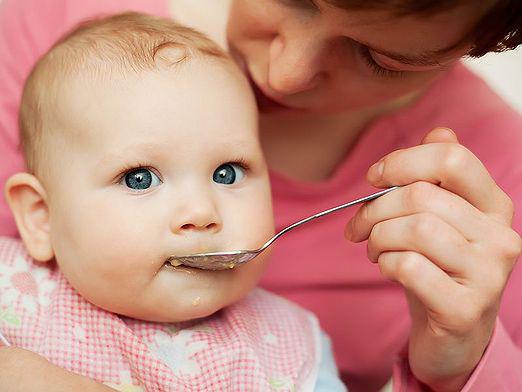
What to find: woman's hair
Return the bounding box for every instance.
[19,12,228,174]
[325,0,522,57]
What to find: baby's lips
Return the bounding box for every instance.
[165,247,220,264]
[167,257,183,267]
[165,237,249,261]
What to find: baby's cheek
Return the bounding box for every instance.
[249,187,275,238]
[79,207,156,265]
[228,207,272,250]
[56,214,156,296]
[64,244,154,315]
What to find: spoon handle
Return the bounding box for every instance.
[260,186,400,251]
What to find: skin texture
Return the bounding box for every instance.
[212,1,518,390]
[6,55,274,323]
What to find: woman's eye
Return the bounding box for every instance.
[357,45,405,79]
[213,163,246,185]
[122,168,162,191]
[277,0,317,9]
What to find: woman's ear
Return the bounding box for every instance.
[4,173,54,262]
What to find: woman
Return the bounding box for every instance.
[1,0,522,390]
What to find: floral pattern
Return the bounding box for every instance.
[149,330,208,377]
[0,255,55,315]
[268,375,295,391]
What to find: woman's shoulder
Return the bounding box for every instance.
[448,66,522,181]
[397,63,522,177]
[404,63,522,134]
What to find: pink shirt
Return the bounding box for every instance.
[1,0,522,391]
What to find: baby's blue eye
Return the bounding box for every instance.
[213,163,245,185]
[123,168,161,190]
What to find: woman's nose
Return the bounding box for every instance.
[267,34,326,95]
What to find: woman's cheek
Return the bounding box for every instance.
[342,70,444,109]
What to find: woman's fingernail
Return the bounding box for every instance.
[433,126,453,133]
[370,160,384,180]
[434,127,458,140]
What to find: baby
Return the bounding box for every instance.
[0,12,331,391]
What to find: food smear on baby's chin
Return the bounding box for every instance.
[192,296,201,307]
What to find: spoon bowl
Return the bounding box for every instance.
[167,250,259,270]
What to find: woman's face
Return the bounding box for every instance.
[227,0,492,115]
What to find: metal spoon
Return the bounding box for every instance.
[167,186,399,270]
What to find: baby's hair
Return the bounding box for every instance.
[19,12,228,175]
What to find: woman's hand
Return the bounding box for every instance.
[0,346,115,391]
[344,128,522,391]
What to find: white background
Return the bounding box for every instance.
[465,48,522,113]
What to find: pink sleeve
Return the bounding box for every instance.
[0,0,69,237]
[392,319,522,391]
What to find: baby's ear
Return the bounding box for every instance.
[4,173,54,262]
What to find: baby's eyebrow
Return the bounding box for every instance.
[97,142,160,166]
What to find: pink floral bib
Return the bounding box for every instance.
[0,237,321,391]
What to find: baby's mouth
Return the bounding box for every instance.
[165,249,217,267]
[163,259,197,274]
[164,248,221,272]
[166,257,183,267]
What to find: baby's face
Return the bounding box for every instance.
[42,57,274,322]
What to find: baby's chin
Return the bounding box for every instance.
[115,258,267,323]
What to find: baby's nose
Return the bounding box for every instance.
[170,199,222,235]
[179,221,219,232]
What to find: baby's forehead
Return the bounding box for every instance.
[50,63,257,150]
[55,55,251,125]
[21,12,250,176]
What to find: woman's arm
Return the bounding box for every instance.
[393,318,522,391]
[0,346,115,391]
